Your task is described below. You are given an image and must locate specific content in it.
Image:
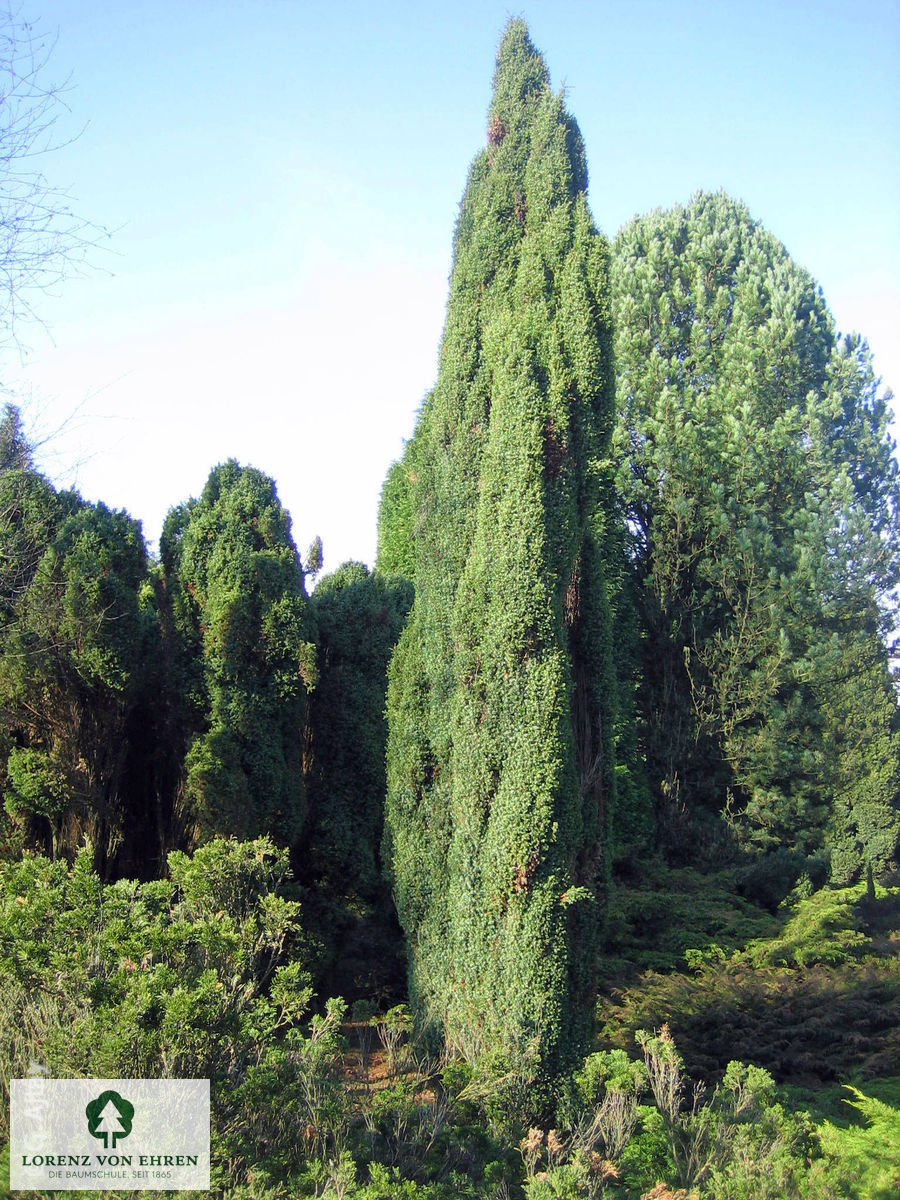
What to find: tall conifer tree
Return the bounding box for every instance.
[0,482,149,873]
[611,192,900,879]
[160,461,316,847]
[383,21,615,1078]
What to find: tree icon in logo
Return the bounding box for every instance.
[85,1090,134,1149]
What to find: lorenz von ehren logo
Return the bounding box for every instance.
[10,1077,210,1191]
[85,1089,135,1149]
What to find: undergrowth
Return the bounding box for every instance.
[2,851,899,1199]
[598,876,900,1086]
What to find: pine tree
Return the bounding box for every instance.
[382,20,615,1080]
[611,191,900,878]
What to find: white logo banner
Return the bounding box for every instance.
[10,1078,210,1191]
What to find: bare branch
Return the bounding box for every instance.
[0,3,108,356]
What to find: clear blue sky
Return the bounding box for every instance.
[6,0,899,573]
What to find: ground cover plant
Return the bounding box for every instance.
[0,846,898,1199]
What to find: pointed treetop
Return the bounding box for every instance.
[488,19,550,144]
[0,404,34,473]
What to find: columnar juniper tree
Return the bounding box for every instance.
[299,561,412,996]
[160,461,316,847]
[0,458,148,873]
[382,21,615,1080]
[304,562,412,900]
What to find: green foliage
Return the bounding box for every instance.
[617,1108,672,1196]
[4,745,69,819]
[611,191,900,875]
[0,477,149,872]
[0,838,308,1078]
[734,848,827,913]
[0,409,58,612]
[0,845,896,1199]
[600,878,900,1091]
[513,1029,834,1199]
[625,1030,819,1198]
[338,1162,500,1199]
[376,445,420,582]
[574,1048,647,1106]
[742,881,897,969]
[2,24,899,1199]
[817,1088,900,1200]
[0,838,353,1195]
[384,17,616,1085]
[523,1163,588,1200]
[599,958,900,1088]
[0,406,33,474]
[300,560,411,1000]
[822,633,900,885]
[601,859,779,976]
[160,460,316,846]
[0,416,181,877]
[304,561,411,898]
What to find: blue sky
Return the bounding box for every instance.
[5,0,899,572]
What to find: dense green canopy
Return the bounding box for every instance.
[160,460,317,846]
[611,191,900,880]
[0,447,149,871]
[0,34,898,1164]
[381,19,616,1080]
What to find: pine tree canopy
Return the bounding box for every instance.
[611,191,900,879]
[382,19,616,1082]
